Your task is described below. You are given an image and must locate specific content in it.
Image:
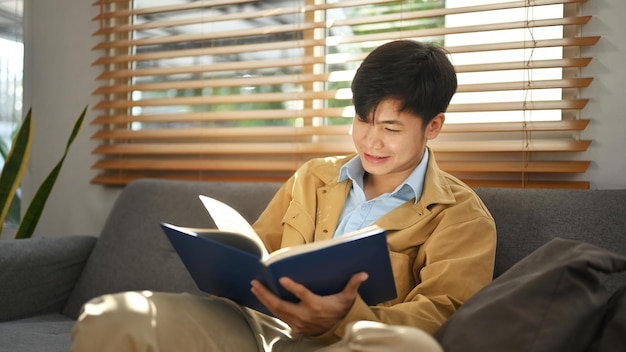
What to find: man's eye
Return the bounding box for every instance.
[385,128,401,132]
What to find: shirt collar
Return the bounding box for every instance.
[338,148,430,204]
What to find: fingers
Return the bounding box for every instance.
[250,279,283,309]
[278,277,313,301]
[251,279,304,318]
[275,272,369,302]
[254,272,369,304]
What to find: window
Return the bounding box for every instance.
[0,0,24,227]
[92,0,597,188]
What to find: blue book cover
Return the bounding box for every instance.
[161,196,397,316]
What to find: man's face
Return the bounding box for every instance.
[351,98,443,188]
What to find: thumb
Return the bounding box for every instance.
[343,272,369,297]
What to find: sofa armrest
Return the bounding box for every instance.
[0,235,96,321]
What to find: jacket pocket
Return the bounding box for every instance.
[377,250,413,306]
[280,201,316,247]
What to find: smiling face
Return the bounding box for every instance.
[351,98,444,192]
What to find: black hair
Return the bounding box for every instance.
[351,40,457,127]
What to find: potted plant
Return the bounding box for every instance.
[0,106,87,239]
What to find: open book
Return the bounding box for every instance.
[161,195,397,315]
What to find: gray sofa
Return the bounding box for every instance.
[1,178,625,352]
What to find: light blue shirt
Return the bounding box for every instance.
[333,148,430,237]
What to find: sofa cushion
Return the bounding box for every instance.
[0,235,96,321]
[435,238,626,352]
[0,313,75,352]
[62,178,282,319]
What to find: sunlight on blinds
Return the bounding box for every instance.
[91,0,597,188]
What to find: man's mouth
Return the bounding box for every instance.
[364,153,388,163]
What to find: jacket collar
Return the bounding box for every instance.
[375,149,456,230]
[420,148,456,208]
[310,148,455,205]
[309,148,457,231]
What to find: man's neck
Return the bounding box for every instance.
[363,172,406,200]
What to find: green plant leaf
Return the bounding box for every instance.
[15,106,87,239]
[0,139,9,161]
[0,109,32,236]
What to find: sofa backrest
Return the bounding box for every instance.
[63,178,626,319]
[475,188,626,283]
[62,178,282,319]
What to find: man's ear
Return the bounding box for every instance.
[425,113,445,140]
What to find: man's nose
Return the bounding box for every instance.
[364,126,383,148]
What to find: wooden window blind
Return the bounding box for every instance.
[92,0,598,188]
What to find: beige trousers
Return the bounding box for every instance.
[70,291,443,352]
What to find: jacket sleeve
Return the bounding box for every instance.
[251,174,296,253]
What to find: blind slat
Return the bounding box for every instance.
[91,158,590,174]
[95,0,585,19]
[463,180,590,189]
[92,120,590,140]
[89,173,590,189]
[92,139,591,155]
[455,58,593,73]
[95,5,297,36]
[454,78,593,92]
[94,96,588,112]
[91,108,353,124]
[437,160,590,173]
[94,0,257,21]
[94,74,592,95]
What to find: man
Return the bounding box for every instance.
[71,40,496,352]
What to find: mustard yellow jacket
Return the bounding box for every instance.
[252,150,497,342]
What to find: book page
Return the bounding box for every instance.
[199,195,269,258]
[162,224,265,257]
[264,225,384,265]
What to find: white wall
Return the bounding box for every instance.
[21,0,626,238]
[22,0,120,238]
[580,0,626,189]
